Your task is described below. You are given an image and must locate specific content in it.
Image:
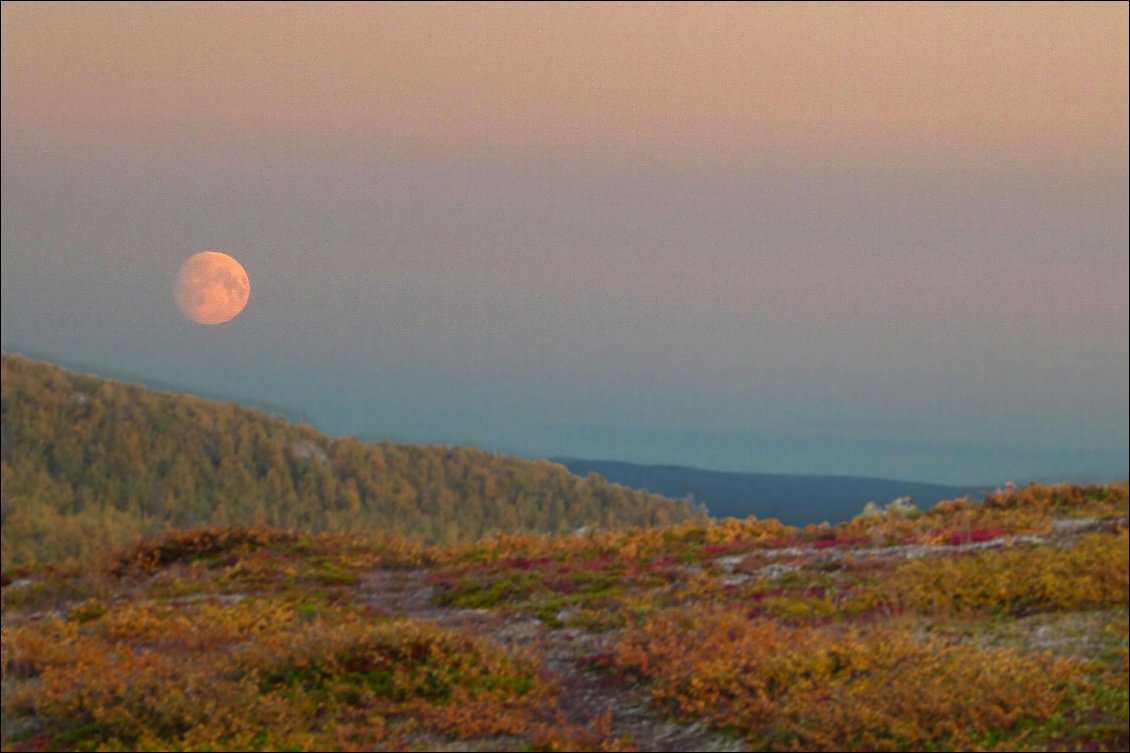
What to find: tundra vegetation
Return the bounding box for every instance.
[2,482,1127,751]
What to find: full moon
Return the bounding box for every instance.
[174,251,251,325]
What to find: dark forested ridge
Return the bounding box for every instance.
[556,458,988,525]
[0,354,699,566]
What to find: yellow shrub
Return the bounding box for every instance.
[612,606,1092,751]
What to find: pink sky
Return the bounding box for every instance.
[2,3,1127,482]
[4,3,1126,166]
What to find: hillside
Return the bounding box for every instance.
[0,354,698,567]
[1,483,1126,751]
[557,458,986,525]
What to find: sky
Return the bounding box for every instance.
[2,2,1127,484]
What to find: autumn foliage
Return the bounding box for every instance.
[611,609,1092,751]
[2,482,1127,751]
[1,353,699,568]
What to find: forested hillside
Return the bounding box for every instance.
[0,354,698,566]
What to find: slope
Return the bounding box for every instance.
[2,482,1126,751]
[0,354,698,567]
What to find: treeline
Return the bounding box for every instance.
[0,354,699,566]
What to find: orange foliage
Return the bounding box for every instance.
[2,483,1127,751]
[611,607,1093,751]
[871,529,1129,616]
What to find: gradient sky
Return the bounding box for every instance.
[2,2,1127,484]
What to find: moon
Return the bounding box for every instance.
[173,251,251,325]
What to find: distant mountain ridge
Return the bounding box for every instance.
[0,354,699,566]
[555,458,989,526]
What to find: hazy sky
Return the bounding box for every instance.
[3,2,1127,484]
